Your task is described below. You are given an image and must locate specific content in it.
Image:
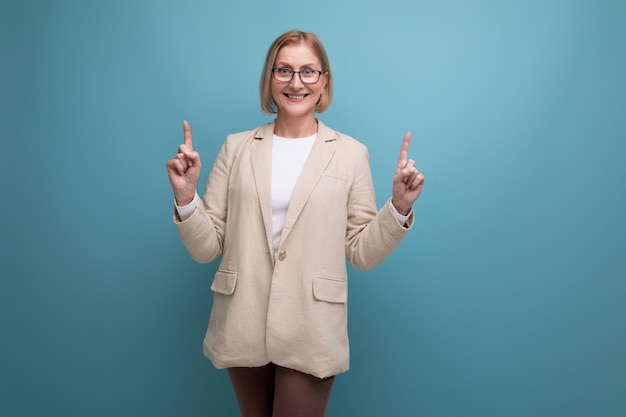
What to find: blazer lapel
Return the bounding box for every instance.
[250,122,275,258]
[280,120,338,244]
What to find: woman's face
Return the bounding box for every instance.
[271,43,327,119]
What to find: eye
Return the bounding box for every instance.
[301,68,315,76]
[277,68,292,75]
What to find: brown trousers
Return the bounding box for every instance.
[228,363,335,417]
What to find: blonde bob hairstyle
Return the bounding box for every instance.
[260,30,333,114]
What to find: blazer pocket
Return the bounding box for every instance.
[211,270,238,295]
[321,172,349,182]
[313,276,347,304]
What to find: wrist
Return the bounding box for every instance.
[174,191,195,207]
[391,199,411,216]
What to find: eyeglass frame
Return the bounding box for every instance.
[271,67,325,84]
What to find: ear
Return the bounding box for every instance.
[322,71,329,89]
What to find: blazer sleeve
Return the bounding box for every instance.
[344,145,414,270]
[173,136,234,264]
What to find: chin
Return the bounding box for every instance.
[279,104,315,118]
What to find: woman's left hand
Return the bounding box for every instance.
[391,132,425,216]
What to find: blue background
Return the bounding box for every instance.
[2,0,625,416]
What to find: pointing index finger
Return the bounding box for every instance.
[183,120,193,150]
[398,132,411,166]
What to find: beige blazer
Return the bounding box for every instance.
[175,120,413,378]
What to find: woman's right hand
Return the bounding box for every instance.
[166,120,202,206]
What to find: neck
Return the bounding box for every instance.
[274,115,318,138]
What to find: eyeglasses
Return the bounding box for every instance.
[271,67,324,84]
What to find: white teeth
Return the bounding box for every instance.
[288,95,305,99]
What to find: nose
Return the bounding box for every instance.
[289,71,304,88]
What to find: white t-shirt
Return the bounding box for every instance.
[271,133,317,256]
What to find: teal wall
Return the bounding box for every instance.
[2,0,625,416]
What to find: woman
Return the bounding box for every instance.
[166,30,424,417]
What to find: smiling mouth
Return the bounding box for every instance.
[285,94,308,99]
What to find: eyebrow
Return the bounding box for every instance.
[274,62,321,69]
